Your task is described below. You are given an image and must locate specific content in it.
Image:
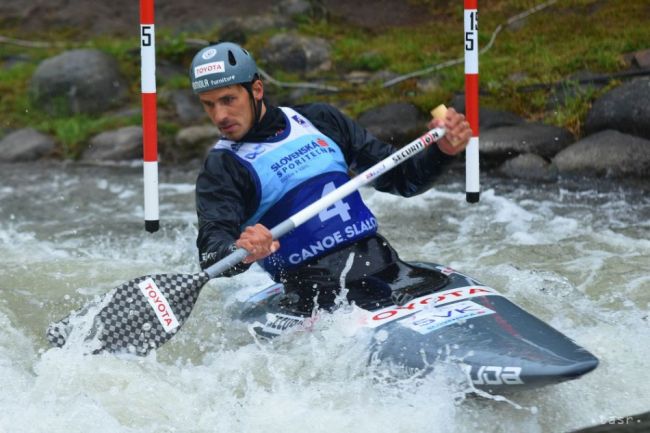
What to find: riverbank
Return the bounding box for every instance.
[0,0,649,180]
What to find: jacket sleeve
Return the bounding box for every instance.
[294,103,454,197]
[195,149,258,275]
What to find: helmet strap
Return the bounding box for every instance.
[243,79,263,130]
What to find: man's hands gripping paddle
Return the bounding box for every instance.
[429,106,471,155]
[237,224,280,264]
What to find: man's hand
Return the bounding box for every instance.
[235,223,280,264]
[427,107,472,156]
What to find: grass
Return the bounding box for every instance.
[1,0,649,157]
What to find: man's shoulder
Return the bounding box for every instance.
[290,103,357,137]
[202,146,247,175]
[291,102,345,121]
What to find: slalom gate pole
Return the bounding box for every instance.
[464,0,480,203]
[140,0,160,232]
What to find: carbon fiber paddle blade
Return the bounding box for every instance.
[47,272,210,355]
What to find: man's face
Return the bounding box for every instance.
[198,82,261,141]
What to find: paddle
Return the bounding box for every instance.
[46,106,448,356]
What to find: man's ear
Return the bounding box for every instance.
[251,80,264,102]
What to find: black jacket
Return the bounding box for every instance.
[195,102,453,275]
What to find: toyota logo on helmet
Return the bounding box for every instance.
[189,42,259,94]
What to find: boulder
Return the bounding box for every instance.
[171,89,205,124]
[275,0,316,18]
[82,126,143,161]
[623,48,650,69]
[552,130,650,178]
[480,123,574,159]
[29,49,128,116]
[218,14,292,44]
[0,128,56,162]
[499,153,558,181]
[261,33,331,75]
[357,102,427,145]
[584,77,650,140]
[450,95,526,130]
[175,125,221,160]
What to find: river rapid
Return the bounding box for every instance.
[1,161,648,433]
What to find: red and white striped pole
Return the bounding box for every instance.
[464,0,480,203]
[140,0,160,232]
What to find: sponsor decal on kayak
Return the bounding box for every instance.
[437,266,456,276]
[465,365,524,386]
[398,300,495,334]
[261,313,305,335]
[138,278,180,333]
[363,285,500,328]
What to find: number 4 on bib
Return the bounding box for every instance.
[318,182,351,223]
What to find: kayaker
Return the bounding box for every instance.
[191,42,471,312]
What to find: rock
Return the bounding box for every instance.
[0,128,56,162]
[622,48,650,69]
[450,95,525,130]
[175,125,221,160]
[357,102,427,145]
[218,19,250,45]
[345,71,373,85]
[275,0,313,17]
[480,123,574,159]
[584,77,650,140]
[218,14,294,46]
[371,70,401,84]
[29,49,128,116]
[553,130,650,178]
[261,33,331,75]
[416,77,440,93]
[478,108,526,131]
[499,153,557,181]
[171,89,205,124]
[82,126,143,161]
[156,59,188,85]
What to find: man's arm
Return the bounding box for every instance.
[195,150,258,274]
[294,103,456,197]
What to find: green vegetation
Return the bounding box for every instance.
[1,0,649,158]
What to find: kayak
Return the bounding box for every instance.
[237,262,599,392]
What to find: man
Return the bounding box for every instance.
[191,42,471,312]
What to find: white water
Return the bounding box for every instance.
[1,162,649,433]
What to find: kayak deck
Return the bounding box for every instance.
[238,263,598,392]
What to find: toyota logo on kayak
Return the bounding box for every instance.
[364,286,499,328]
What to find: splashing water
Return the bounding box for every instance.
[1,162,649,432]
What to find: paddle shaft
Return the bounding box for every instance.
[204,123,446,279]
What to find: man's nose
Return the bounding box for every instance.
[210,104,227,123]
